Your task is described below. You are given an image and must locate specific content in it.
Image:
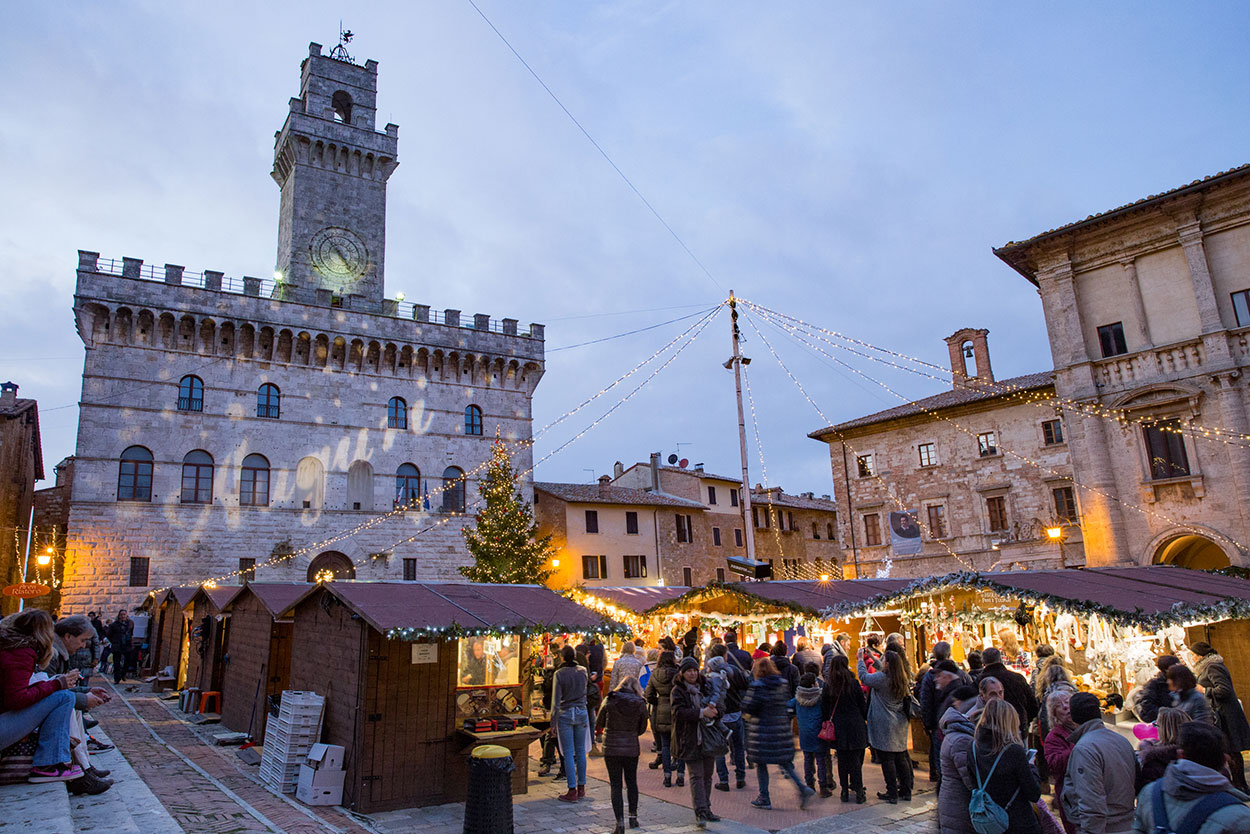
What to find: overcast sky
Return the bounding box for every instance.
[3,2,1248,497]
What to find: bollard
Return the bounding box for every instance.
[463,744,514,834]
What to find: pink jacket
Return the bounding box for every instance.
[0,646,65,714]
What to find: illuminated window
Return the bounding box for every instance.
[177,375,203,411]
[240,453,270,506]
[387,396,407,429]
[1143,420,1190,480]
[181,450,213,504]
[465,404,483,436]
[856,454,875,477]
[117,445,153,501]
[257,384,280,419]
[395,463,421,507]
[458,635,521,688]
[442,467,466,513]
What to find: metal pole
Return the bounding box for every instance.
[728,291,757,566]
[18,504,34,612]
[841,442,859,578]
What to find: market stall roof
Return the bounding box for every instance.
[283,581,632,640]
[168,586,199,609]
[186,584,243,614]
[221,582,310,618]
[642,578,913,617]
[582,586,691,614]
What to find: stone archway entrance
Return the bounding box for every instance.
[306,550,356,582]
[1153,534,1231,570]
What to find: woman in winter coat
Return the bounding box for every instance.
[821,654,868,803]
[971,698,1042,834]
[1136,706,1190,792]
[0,610,83,783]
[742,657,815,810]
[936,686,980,834]
[670,657,722,826]
[1192,642,1250,792]
[789,672,833,796]
[1168,664,1214,725]
[595,675,650,834]
[857,648,913,803]
[644,651,685,785]
[1134,655,1179,723]
[1043,686,1078,834]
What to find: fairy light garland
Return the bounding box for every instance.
[384,619,633,642]
[741,362,787,564]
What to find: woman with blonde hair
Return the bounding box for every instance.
[858,648,913,803]
[596,672,650,833]
[1135,706,1191,791]
[972,698,1041,833]
[0,610,83,783]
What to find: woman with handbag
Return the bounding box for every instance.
[858,648,914,803]
[822,654,868,803]
[670,656,722,826]
[791,671,834,797]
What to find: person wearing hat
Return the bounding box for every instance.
[1190,641,1250,792]
[671,655,723,826]
[1062,691,1137,834]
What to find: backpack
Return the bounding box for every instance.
[969,745,1018,834]
[1149,780,1244,834]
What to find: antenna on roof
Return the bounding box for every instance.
[329,21,355,63]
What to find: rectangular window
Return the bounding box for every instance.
[682,566,693,586]
[752,506,760,528]
[458,634,520,687]
[926,505,948,538]
[585,510,599,534]
[712,527,722,546]
[1097,322,1128,357]
[403,558,417,581]
[128,557,150,587]
[730,488,739,507]
[582,554,607,580]
[734,528,743,547]
[181,463,213,504]
[986,496,1008,532]
[675,514,693,543]
[1143,419,1191,479]
[856,454,875,477]
[716,568,725,583]
[625,511,639,535]
[1234,289,1250,327]
[1042,419,1064,446]
[623,554,648,579]
[977,431,998,457]
[240,467,269,507]
[1053,486,1078,522]
[812,522,820,539]
[918,442,937,467]
[787,511,795,531]
[707,486,717,505]
[239,558,256,582]
[863,513,881,546]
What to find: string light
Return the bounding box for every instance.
[741,361,788,564]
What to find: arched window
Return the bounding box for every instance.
[827,522,835,540]
[181,450,214,504]
[387,396,407,429]
[256,384,280,419]
[117,446,153,501]
[331,90,353,124]
[307,550,355,582]
[240,453,270,506]
[347,460,374,511]
[442,466,466,513]
[395,463,421,508]
[464,404,483,436]
[177,375,203,411]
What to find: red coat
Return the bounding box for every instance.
[1043,723,1077,834]
[0,646,65,714]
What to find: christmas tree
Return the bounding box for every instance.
[459,438,555,584]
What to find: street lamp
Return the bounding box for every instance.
[36,546,54,568]
[1045,526,1064,542]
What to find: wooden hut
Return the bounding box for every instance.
[281,581,627,813]
[148,586,199,684]
[182,585,242,702]
[219,582,309,741]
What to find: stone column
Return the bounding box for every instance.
[1176,214,1224,334]
[1121,258,1153,349]
[1074,411,1132,565]
[1214,372,1250,543]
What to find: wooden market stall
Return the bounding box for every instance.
[147,586,199,683]
[219,582,309,741]
[280,581,627,813]
[182,585,242,701]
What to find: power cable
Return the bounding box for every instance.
[547,306,719,352]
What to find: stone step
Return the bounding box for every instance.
[0,780,73,834]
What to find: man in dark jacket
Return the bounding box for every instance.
[1132,721,1250,834]
[105,610,134,684]
[707,647,750,789]
[980,647,1038,730]
[1134,655,1179,723]
[1192,642,1250,792]
[770,642,799,696]
[723,633,753,674]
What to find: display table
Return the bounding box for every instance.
[457,727,543,795]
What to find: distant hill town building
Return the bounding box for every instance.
[61,43,545,613]
[995,164,1250,569]
[0,382,44,615]
[810,330,1083,579]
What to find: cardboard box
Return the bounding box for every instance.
[298,763,345,789]
[305,743,345,771]
[295,778,343,806]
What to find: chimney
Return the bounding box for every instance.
[613,461,624,479]
[694,462,704,473]
[0,381,16,408]
[944,328,994,389]
[649,452,661,493]
[598,475,611,497]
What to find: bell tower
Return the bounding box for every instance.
[272,40,399,304]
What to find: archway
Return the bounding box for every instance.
[307,551,356,582]
[1153,534,1231,570]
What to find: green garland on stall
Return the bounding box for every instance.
[640,581,824,618]
[897,606,1019,627]
[385,618,633,642]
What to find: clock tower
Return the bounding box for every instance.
[272,42,399,303]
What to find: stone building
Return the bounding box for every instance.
[0,382,44,615]
[810,330,1084,579]
[28,457,74,614]
[747,486,844,579]
[995,164,1250,569]
[62,43,545,613]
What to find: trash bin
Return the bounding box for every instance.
[463,744,515,834]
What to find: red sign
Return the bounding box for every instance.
[2,583,51,599]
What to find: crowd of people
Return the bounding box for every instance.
[540,627,1250,834]
[0,608,126,796]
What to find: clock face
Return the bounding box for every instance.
[310,227,367,280]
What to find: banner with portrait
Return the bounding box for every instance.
[889,509,923,556]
